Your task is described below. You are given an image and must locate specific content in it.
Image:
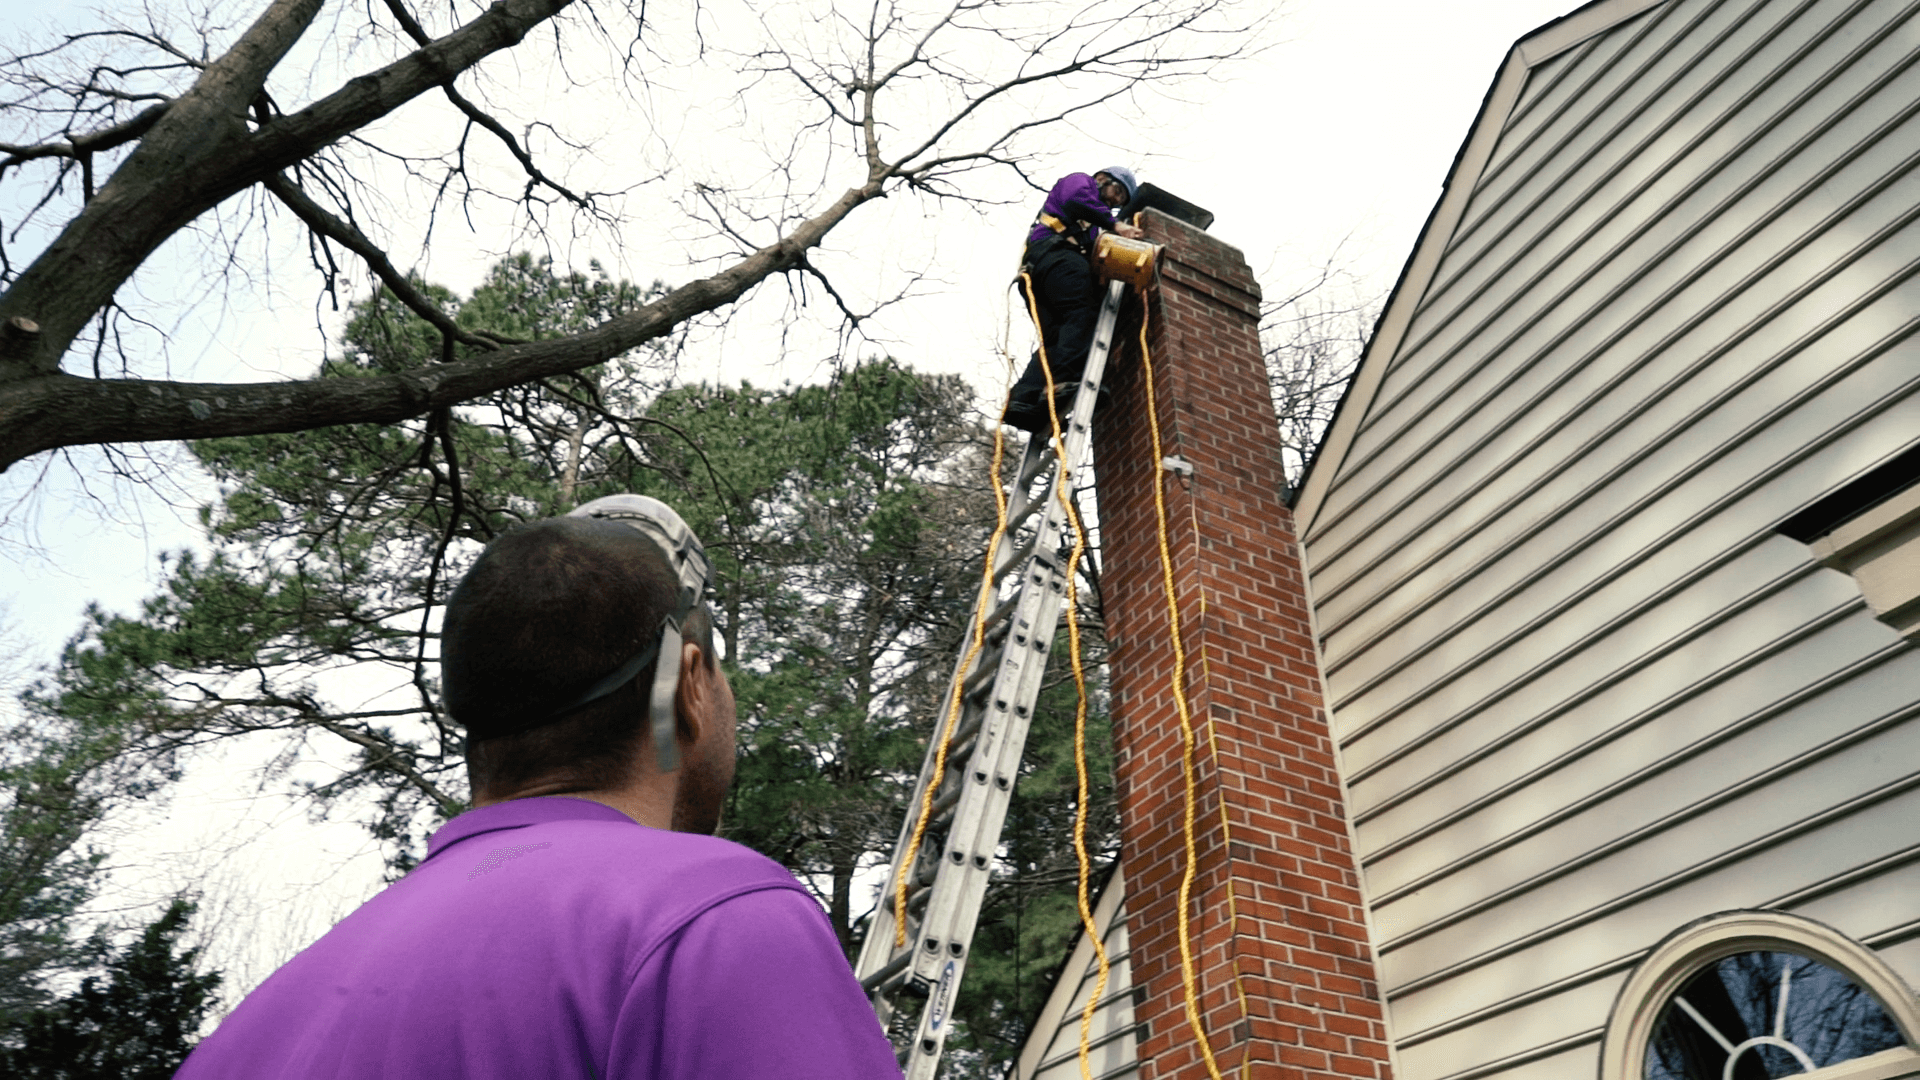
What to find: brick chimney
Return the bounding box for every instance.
[1090,211,1392,1080]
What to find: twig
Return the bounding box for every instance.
[263,172,520,350]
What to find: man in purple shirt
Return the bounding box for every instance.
[176,495,902,1079]
[1002,166,1144,434]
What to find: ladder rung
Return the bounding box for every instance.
[888,874,933,924]
[983,591,1021,637]
[927,706,987,766]
[991,530,1038,585]
[961,659,999,701]
[982,613,1016,653]
[939,713,985,766]
[1017,442,1057,489]
[929,782,962,822]
[1006,486,1050,531]
[860,950,913,993]
[900,870,936,913]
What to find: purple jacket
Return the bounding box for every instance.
[1026,172,1118,249]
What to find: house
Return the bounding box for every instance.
[1018,0,1920,1077]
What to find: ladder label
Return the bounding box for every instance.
[928,959,957,1031]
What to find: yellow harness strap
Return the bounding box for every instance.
[1037,212,1069,233]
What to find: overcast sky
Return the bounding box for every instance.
[0,0,1582,1003]
[2,0,1582,659]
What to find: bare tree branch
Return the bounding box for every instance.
[0,0,1263,476]
[0,102,171,172]
[378,0,600,212]
[0,177,874,467]
[1261,246,1378,487]
[262,172,517,350]
[0,0,569,375]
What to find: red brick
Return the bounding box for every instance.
[1094,215,1387,1080]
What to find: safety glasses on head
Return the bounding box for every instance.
[532,494,715,772]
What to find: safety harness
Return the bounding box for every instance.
[1032,211,1096,258]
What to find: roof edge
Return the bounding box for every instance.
[1290,0,1672,536]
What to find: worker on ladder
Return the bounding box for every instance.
[1001,166,1145,434]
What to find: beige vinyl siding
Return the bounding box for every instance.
[1012,869,1140,1080]
[1313,0,1920,627]
[1297,0,1920,1077]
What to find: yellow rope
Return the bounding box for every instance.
[1014,273,1111,1080]
[895,249,1246,1077]
[1138,301,1227,1080]
[1191,557,1256,1079]
[894,310,1021,945]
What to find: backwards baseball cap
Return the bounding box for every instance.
[1098,165,1139,202]
[529,494,715,772]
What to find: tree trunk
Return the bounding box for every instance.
[559,411,588,508]
[830,850,856,959]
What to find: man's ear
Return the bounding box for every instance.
[673,640,712,744]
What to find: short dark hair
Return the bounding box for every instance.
[443,516,716,797]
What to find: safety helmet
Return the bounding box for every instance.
[1097,165,1139,202]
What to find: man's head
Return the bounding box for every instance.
[443,498,735,833]
[1094,166,1138,209]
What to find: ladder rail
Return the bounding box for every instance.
[856,279,1129,1080]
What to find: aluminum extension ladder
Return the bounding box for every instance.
[854,278,1129,1079]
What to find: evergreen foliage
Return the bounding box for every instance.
[0,899,221,1080]
[22,253,1119,1070]
[0,678,183,1030]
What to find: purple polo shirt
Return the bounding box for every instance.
[176,797,901,1079]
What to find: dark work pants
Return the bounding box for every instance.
[1010,240,1102,402]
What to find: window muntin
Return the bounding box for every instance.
[1600,911,1920,1080]
[1646,950,1905,1079]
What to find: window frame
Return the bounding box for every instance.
[1599,910,1920,1080]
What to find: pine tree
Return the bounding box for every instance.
[0,899,221,1079]
[27,255,1119,1071]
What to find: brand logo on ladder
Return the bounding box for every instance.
[928,959,957,1031]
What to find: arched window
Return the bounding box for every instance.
[1601,912,1920,1080]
